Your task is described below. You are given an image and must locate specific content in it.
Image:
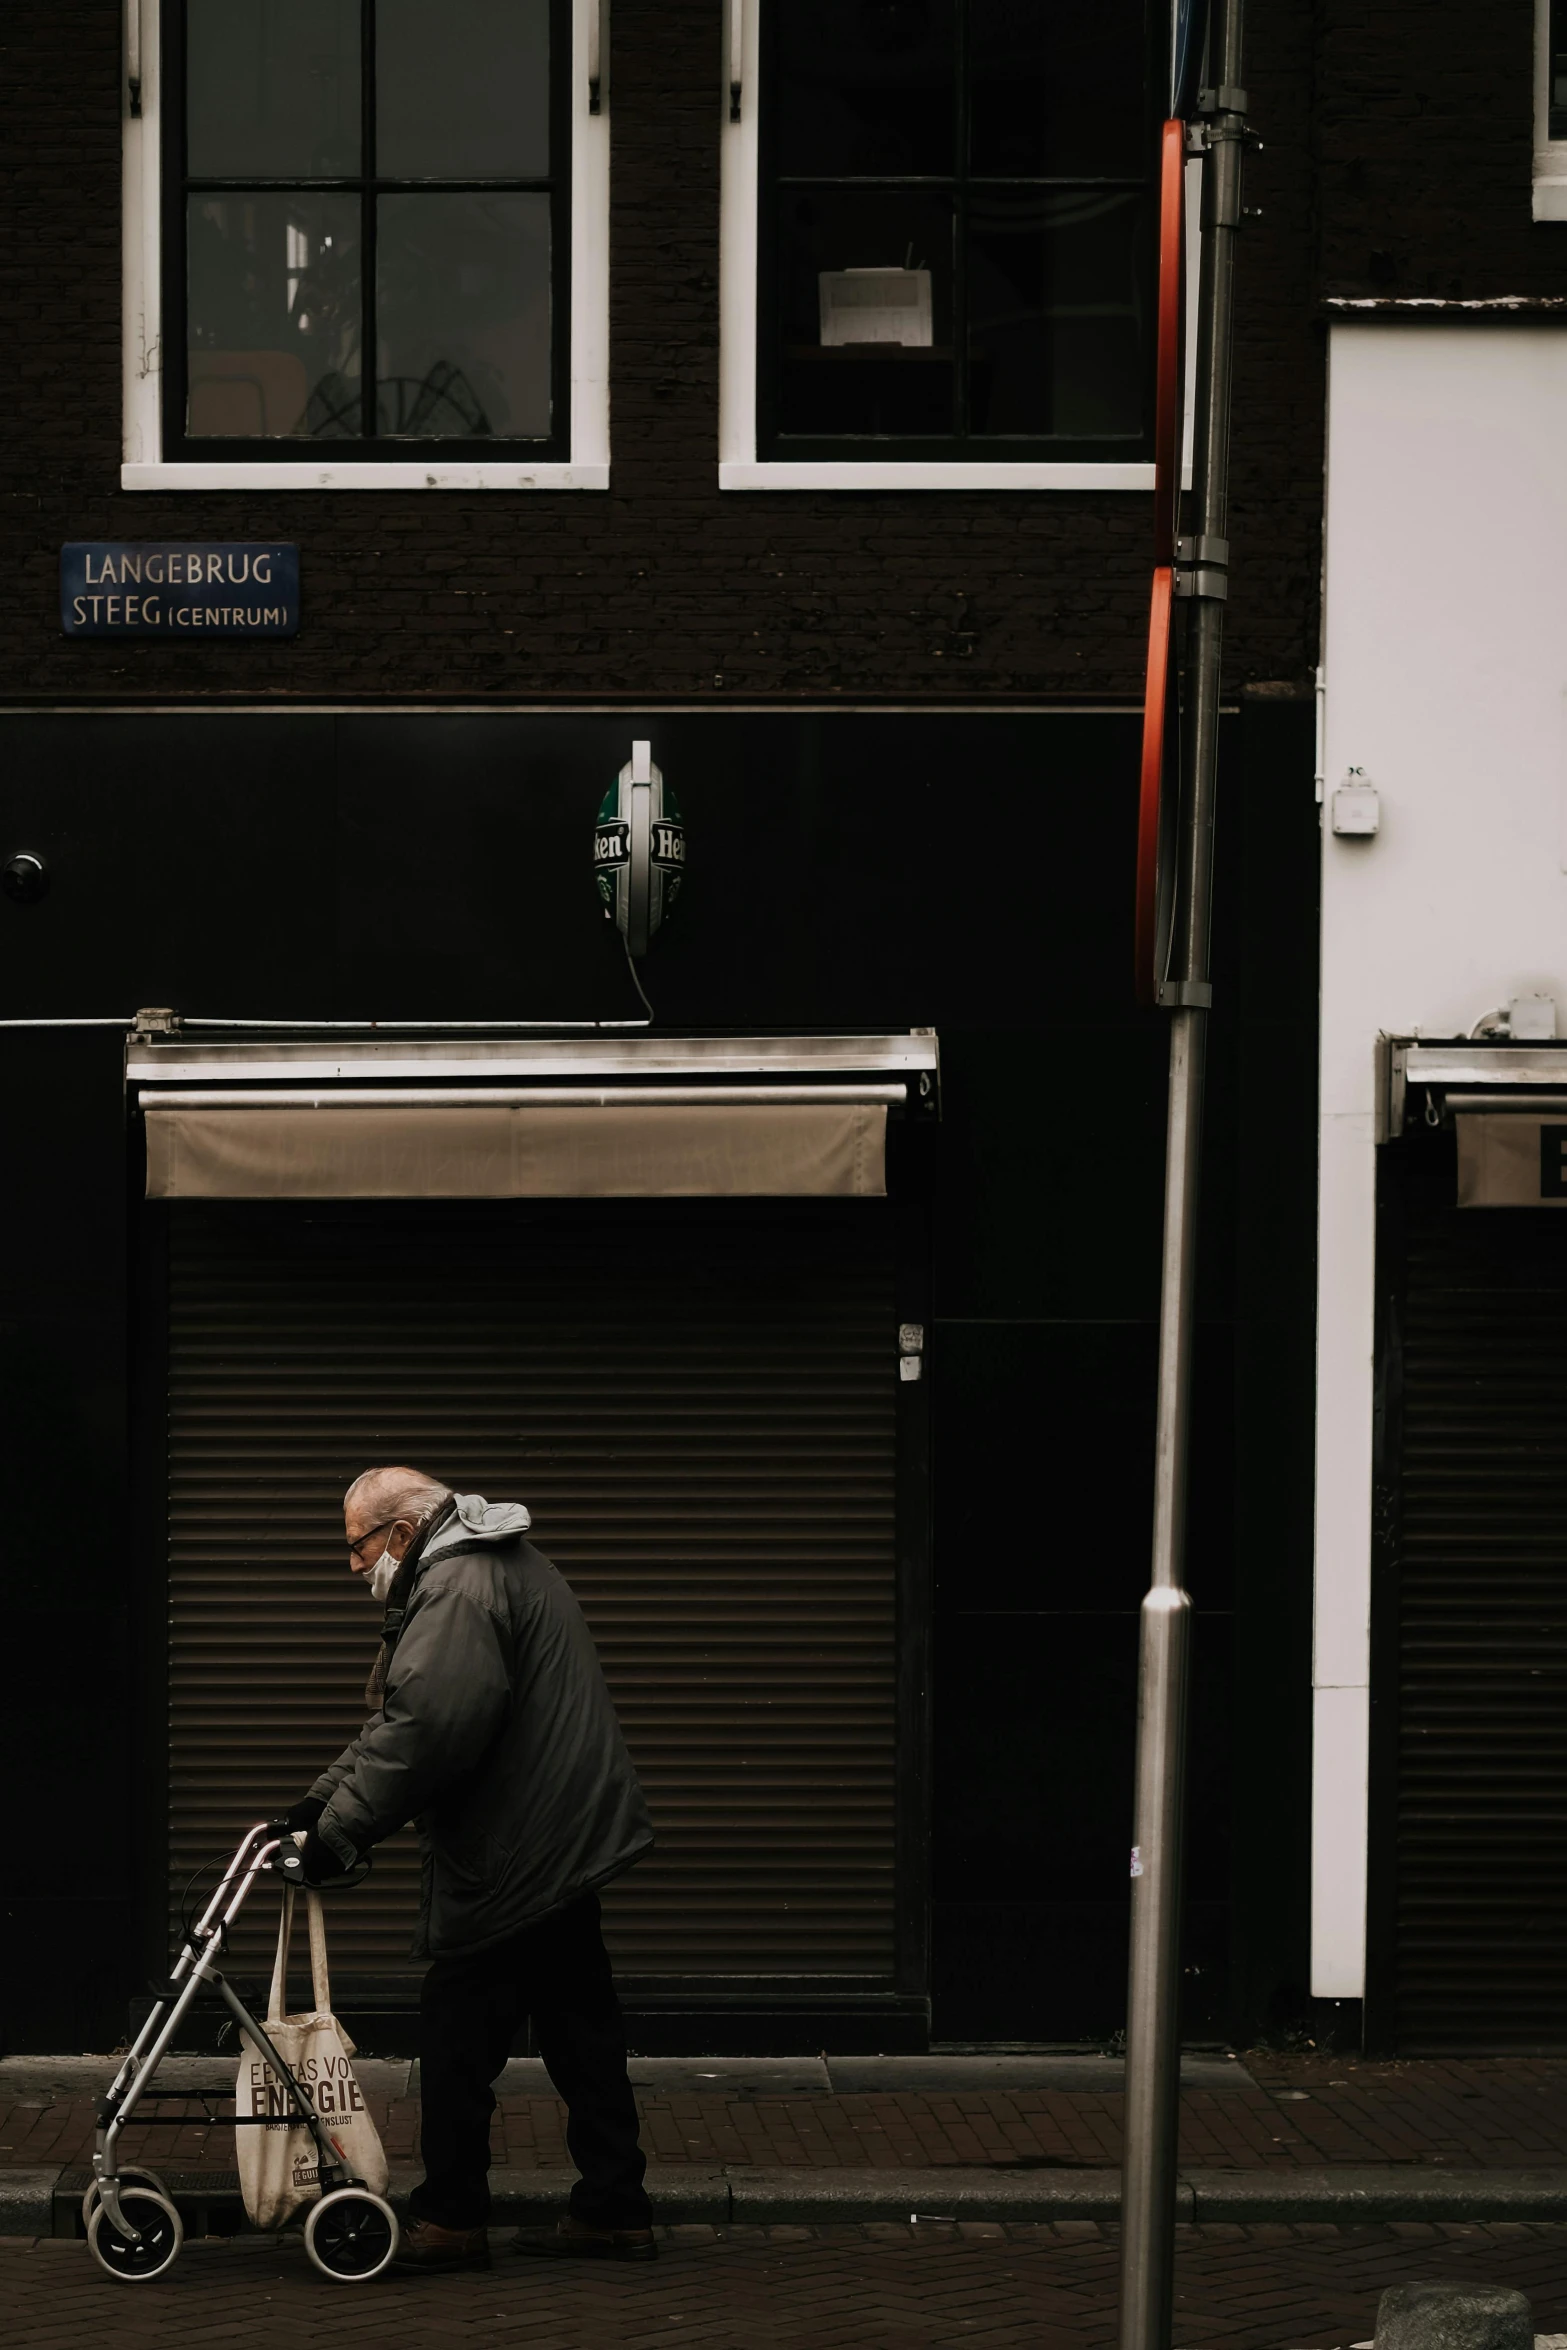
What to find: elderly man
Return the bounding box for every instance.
[276,1465,655,2271]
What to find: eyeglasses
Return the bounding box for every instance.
[347,1516,401,1564]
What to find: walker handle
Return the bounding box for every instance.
[263,1832,372,1891]
[268,1840,306,1887]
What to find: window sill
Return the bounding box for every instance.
[719,459,1155,491]
[1533,166,1567,220]
[120,461,611,492]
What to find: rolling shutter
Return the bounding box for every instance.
[1390,1162,1567,2050]
[166,1199,898,1993]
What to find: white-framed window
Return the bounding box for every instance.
[720,0,1164,492]
[1536,0,1567,219]
[122,0,608,489]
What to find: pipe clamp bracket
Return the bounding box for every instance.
[1174,534,1230,602]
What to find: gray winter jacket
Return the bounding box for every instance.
[310,1494,653,1958]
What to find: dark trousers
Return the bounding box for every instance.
[412,1892,650,2232]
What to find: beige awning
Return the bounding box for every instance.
[143,1092,889,1200]
[1456,1110,1567,1208]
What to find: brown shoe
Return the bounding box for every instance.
[513,2215,658,2262]
[392,2217,492,2271]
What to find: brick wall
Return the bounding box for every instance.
[1319,0,1565,300]
[0,0,1323,705]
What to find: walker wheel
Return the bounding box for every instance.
[81,2165,169,2230]
[86,2185,183,2281]
[304,2187,399,2281]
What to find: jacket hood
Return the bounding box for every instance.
[424,1492,532,1557]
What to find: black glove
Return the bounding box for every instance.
[266,1818,369,1889]
[299,1828,371,1888]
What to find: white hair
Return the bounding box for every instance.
[344,1465,453,1528]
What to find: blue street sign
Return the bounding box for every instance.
[60,543,299,638]
[1170,0,1211,118]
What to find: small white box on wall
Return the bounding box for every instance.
[1331,773,1380,835]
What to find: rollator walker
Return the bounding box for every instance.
[87,1822,399,2282]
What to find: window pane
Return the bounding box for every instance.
[775,191,953,437]
[186,0,360,178]
[377,0,550,178]
[775,0,955,177]
[969,0,1148,179]
[376,194,551,437]
[967,190,1147,440]
[187,194,362,437]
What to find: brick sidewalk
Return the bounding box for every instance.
[7,2056,1567,2177]
[8,2219,1567,2348]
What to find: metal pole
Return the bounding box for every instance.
[1118,5,1247,2346]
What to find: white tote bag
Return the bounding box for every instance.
[235,1884,390,2230]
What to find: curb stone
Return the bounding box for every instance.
[1184,2171,1567,2225]
[456,2166,1567,2228]
[45,2160,1567,2233]
[0,2170,61,2235]
[724,2166,1143,2225]
[489,2166,1567,2228]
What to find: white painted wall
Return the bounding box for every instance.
[1315,323,1567,1994]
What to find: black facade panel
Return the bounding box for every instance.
[930,1607,1233,2040]
[0,709,1149,1028]
[0,705,1317,2053]
[934,1323,1159,1615]
[0,1029,135,2052]
[1226,698,1321,2045]
[933,1898,1231,2045]
[0,717,341,1017]
[932,1323,1236,1619]
[933,1029,1170,1326]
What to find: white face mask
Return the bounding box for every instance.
[367,1543,403,1604]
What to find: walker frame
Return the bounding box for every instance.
[91,1823,389,2275]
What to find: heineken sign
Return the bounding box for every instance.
[594,741,685,958]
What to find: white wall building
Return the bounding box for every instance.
[1316,322,1567,2039]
